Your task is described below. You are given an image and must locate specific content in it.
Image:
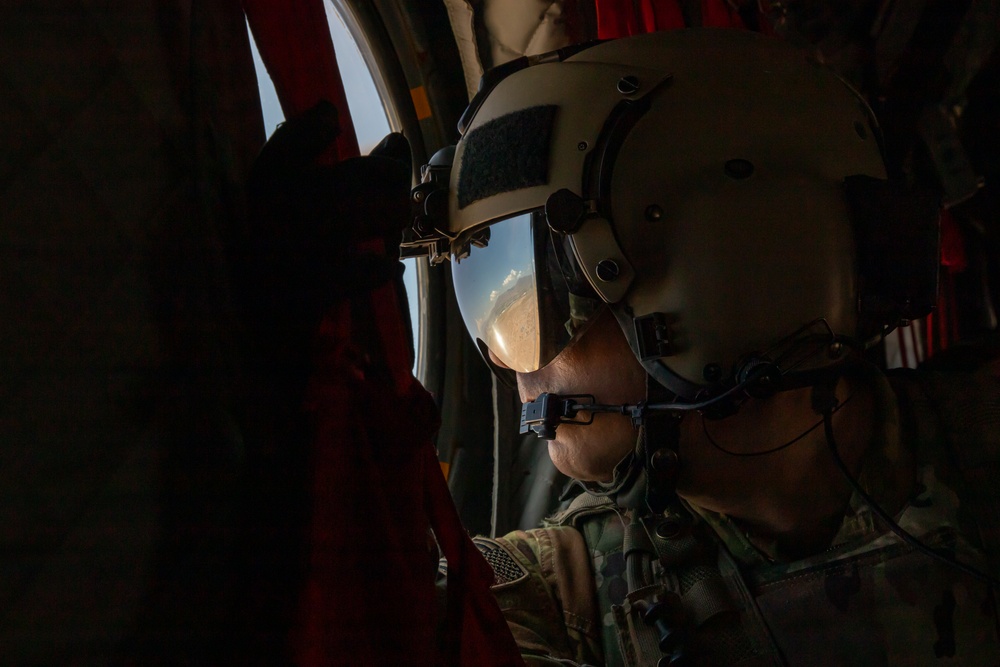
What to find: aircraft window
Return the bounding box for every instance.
[246,4,427,382]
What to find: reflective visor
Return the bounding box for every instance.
[452,211,603,373]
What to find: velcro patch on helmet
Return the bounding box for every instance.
[457,105,557,209]
[472,537,528,587]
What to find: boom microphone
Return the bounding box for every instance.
[519,365,777,439]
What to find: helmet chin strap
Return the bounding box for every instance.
[518,324,862,512]
[519,320,859,442]
[518,356,794,439]
[556,373,686,513]
[639,372,684,514]
[525,362,851,514]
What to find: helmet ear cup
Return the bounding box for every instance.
[699,355,781,421]
[734,356,783,399]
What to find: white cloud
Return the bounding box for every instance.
[489,270,523,303]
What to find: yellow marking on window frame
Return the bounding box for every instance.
[411,86,432,120]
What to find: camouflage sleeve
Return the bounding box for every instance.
[480,527,604,666]
[437,526,603,665]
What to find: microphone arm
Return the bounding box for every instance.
[518,319,851,439]
[519,393,633,440]
[519,373,773,440]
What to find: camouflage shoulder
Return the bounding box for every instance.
[543,491,617,528]
[488,528,604,665]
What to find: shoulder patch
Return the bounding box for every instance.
[472,537,529,588]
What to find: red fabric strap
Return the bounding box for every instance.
[595,0,746,38]
[241,2,523,663]
[243,0,359,161]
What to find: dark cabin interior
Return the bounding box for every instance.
[2,1,998,664]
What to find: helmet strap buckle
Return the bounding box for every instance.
[642,373,682,514]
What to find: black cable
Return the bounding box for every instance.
[573,362,777,418]
[701,392,854,457]
[823,409,1000,588]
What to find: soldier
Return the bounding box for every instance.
[405,28,1000,666]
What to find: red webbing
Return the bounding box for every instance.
[292,241,521,665]
[595,0,745,38]
[424,446,525,666]
[924,209,966,357]
[940,208,968,273]
[700,0,747,29]
[241,2,522,663]
[294,298,440,665]
[243,0,359,161]
[596,0,684,37]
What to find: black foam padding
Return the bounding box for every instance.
[457,105,558,209]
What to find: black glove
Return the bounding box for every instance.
[237,100,413,390]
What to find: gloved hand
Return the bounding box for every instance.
[237,102,518,666]
[236,101,443,665]
[239,100,414,392]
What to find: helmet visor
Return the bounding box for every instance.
[452,211,604,373]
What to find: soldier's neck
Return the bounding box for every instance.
[674,377,885,560]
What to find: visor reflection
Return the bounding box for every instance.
[453,214,540,372]
[453,211,605,374]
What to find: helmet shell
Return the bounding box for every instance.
[449,29,887,395]
[574,30,885,391]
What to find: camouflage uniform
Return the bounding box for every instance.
[468,361,1000,666]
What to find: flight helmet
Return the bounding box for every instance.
[403,28,938,401]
